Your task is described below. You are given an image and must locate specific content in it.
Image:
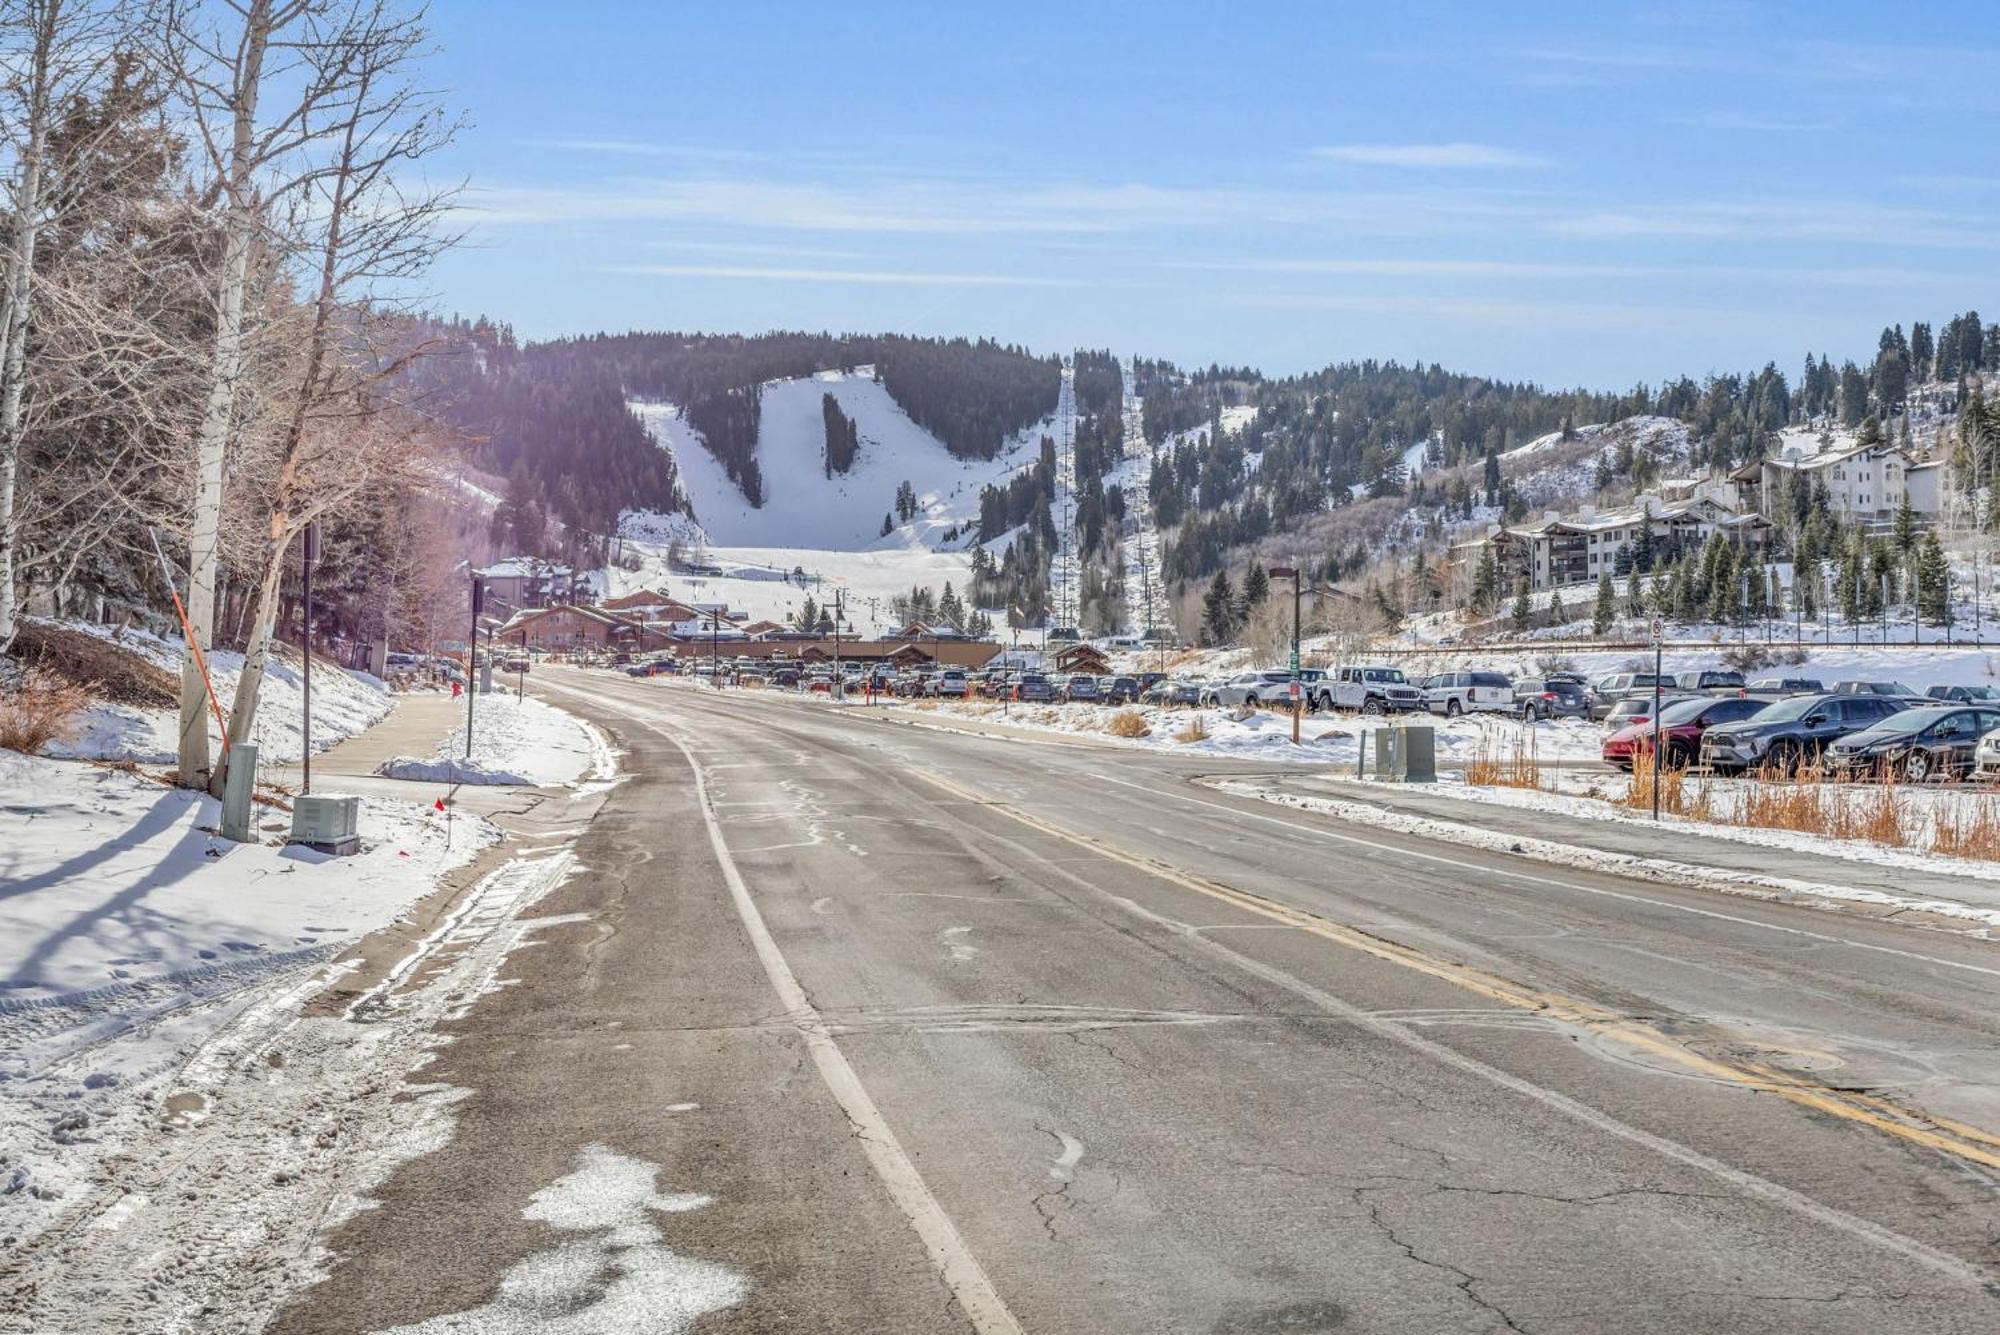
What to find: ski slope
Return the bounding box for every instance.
[632,367,1051,552]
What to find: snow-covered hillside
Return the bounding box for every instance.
[632,367,1053,552]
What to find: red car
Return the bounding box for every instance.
[1603,695,1768,770]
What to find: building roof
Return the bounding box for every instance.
[601,588,680,610]
[475,557,574,579]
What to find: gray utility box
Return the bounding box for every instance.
[290,794,362,856]
[1371,725,1437,783]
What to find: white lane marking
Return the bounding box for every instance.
[1087,772,2000,985]
[1048,1133,1083,1183]
[663,725,1026,1335]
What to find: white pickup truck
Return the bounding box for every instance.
[1313,665,1426,714]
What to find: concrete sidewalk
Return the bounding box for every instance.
[1260,772,2000,920]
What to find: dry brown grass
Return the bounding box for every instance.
[7,621,174,707]
[1466,734,1543,789]
[1621,748,1695,814]
[1173,715,1212,744]
[1932,798,2000,861]
[1105,711,1151,739]
[0,668,92,754]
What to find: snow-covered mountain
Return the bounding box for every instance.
[631,366,1052,553]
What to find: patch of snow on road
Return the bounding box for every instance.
[376,1143,749,1335]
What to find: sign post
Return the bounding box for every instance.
[302,522,319,795]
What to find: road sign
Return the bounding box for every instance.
[1648,616,1664,644]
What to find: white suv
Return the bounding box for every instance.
[1317,666,1425,714]
[1204,670,1296,707]
[1420,670,1514,717]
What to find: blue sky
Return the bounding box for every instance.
[423,1,2000,389]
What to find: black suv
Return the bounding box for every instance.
[1514,677,1591,721]
[1697,693,1906,775]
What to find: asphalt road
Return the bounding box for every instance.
[274,668,2000,1334]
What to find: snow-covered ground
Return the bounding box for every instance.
[41,622,391,768]
[0,749,497,1230]
[888,696,1604,766]
[0,673,608,1249]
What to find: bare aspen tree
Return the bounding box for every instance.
[0,0,138,649]
[210,0,459,786]
[161,0,450,787]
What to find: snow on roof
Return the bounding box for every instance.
[475,557,573,579]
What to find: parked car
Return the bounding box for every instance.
[1746,676,1824,697]
[1063,674,1102,703]
[1099,675,1143,704]
[1145,677,1202,706]
[931,669,970,698]
[1831,680,1923,701]
[1013,673,1057,703]
[1420,670,1515,718]
[1588,672,1673,720]
[1317,666,1425,714]
[770,667,801,688]
[1698,692,1907,775]
[1604,695,1768,770]
[1672,668,1745,696]
[1826,705,2000,781]
[1973,727,2000,782]
[1206,670,1293,708]
[1927,684,2000,704]
[1513,677,1592,722]
[1600,693,1695,732]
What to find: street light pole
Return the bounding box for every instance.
[466,575,482,761]
[1270,565,1302,744]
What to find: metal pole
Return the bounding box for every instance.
[1291,571,1302,745]
[302,523,318,795]
[466,576,480,760]
[1651,630,1663,821]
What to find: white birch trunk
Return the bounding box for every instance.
[217,518,291,776]
[177,0,272,788]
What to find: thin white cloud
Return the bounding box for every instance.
[1179,256,1949,288]
[1310,142,1549,169]
[1665,110,1840,133]
[602,263,1068,287]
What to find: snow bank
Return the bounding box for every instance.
[377,755,534,785]
[433,692,609,787]
[897,698,1605,765]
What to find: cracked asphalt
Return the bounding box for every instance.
[272,670,2000,1334]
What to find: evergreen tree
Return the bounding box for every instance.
[1483,447,1502,506]
[1670,560,1697,623]
[881,513,894,537]
[1593,570,1615,636]
[1916,530,1952,626]
[1744,558,1767,624]
[1840,534,1864,624]
[1471,545,1498,613]
[1711,543,1741,626]
[1200,570,1236,646]
[1241,563,1270,612]
[1547,587,1565,626]
[794,595,820,632]
[1891,490,1919,553]
[1372,582,1403,631]
[1510,577,1532,632]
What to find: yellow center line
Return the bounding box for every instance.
[914,767,2000,1174]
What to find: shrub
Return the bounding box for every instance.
[1467,734,1542,789]
[0,668,91,754]
[1173,715,1211,743]
[6,621,174,706]
[1721,642,1774,673]
[1106,711,1150,739]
